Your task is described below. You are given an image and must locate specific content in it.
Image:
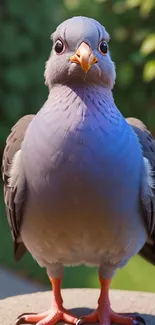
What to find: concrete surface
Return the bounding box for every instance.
[0,267,47,299]
[1,289,155,325]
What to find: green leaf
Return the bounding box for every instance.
[113,28,128,42]
[3,94,24,122]
[130,51,144,65]
[140,34,155,55]
[0,123,10,147]
[147,110,155,130]
[113,1,127,13]
[133,29,149,43]
[143,60,155,82]
[117,64,134,87]
[5,66,28,89]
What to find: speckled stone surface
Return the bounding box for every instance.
[0,289,155,325]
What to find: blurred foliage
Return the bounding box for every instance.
[1,0,155,291]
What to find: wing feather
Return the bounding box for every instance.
[1,114,35,260]
[126,117,155,264]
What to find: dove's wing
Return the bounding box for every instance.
[1,114,35,261]
[126,117,155,265]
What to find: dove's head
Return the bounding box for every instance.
[45,16,116,89]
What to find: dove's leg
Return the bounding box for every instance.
[16,277,78,325]
[78,275,145,325]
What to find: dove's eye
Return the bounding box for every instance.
[99,41,108,55]
[54,39,65,54]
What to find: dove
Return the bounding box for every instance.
[2,16,155,325]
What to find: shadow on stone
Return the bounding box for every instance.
[69,309,152,325]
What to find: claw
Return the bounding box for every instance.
[76,318,84,325]
[133,316,146,325]
[16,316,29,325]
[17,312,37,318]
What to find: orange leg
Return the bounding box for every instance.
[16,277,78,325]
[77,276,145,325]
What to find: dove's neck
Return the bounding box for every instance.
[48,83,119,121]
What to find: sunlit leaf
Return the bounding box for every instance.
[64,0,79,9]
[143,60,155,82]
[126,0,141,9]
[140,0,154,17]
[140,34,155,55]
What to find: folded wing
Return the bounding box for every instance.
[126,117,155,264]
[1,115,35,260]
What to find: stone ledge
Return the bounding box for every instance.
[1,289,155,325]
[0,267,46,299]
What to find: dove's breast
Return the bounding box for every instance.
[21,85,147,269]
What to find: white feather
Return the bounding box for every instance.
[144,157,155,189]
[9,150,21,188]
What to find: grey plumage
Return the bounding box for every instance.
[1,15,155,325]
[2,114,155,267]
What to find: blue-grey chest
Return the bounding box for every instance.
[22,85,143,217]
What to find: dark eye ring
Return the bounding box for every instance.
[54,39,65,54]
[99,40,108,55]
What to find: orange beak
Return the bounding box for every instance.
[70,42,98,72]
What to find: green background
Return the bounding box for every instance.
[1,0,155,291]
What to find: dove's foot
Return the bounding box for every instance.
[77,276,145,325]
[16,277,78,325]
[77,309,145,325]
[16,308,78,325]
